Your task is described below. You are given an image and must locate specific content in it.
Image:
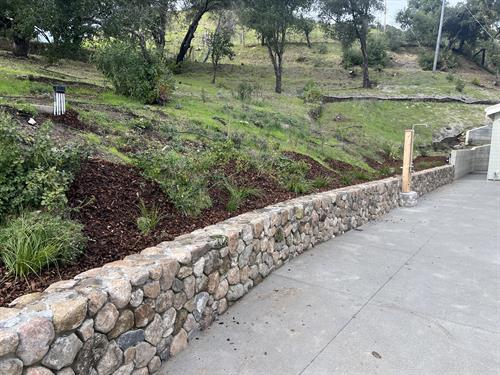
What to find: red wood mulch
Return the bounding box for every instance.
[0,153,447,306]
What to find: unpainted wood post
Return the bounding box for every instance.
[402,129,414,193]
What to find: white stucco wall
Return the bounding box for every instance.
[486,104,500,181]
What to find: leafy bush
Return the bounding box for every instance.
[276,157,311,194]
[236,82,255,101]
[0,211,85,278]
[135,149,212,217]
[342,33,389,68]
[136,199,163,235]
[222,179,261,212]
[0,112,84,218]
[471,77,481,86]
[94,41,175,105]
[418,49,457,71]
[302,81,323,103]
[446,72,455,82]
[385,26,406,51]
[367,32,389,67]
[342,47,363,68]
[455,78,465,92]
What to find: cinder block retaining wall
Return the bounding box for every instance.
[0,165,454,375]
[450,145,490,179]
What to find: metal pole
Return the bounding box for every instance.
[433,0,446,72]
[384,0,387,32]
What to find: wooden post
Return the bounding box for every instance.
[402,129,414,193]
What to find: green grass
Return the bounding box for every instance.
[0,38,497,168]
[0,211,85,278]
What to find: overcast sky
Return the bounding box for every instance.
[375,0,463,27]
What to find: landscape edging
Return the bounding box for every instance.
[0,165,454,375]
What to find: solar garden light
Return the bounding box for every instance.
[53,85,66,116]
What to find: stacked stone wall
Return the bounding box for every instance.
[0,165,454,375]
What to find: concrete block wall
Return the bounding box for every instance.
[450,145,490,179]
[0,165,454,375]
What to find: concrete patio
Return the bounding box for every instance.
[161,174,500,375]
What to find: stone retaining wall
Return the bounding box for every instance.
[0,165,454,375]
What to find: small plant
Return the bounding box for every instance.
[136,199,163,235]
[222,179,261,212]
[201,88,208,103]
[0,211,86,278]
[455,78,465,92]
[317,44,328,54]
[340,174,353,186]
[237,82,254,101]
[312,176,330,189]
[352,170,371,181]
[285,175,311,194]
[446,72,455,82]
[471,77,481,86]
[302,81,322,103]
[132,118,154,132]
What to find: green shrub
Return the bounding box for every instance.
[342,47,363,68]
[455,78,465,92]
[135,149,212,217]
[367,32,389,67]
[317,44,328,54]
[236,82,254,101]
[0,112,84,218]
[446,72,455,82]
[0,211,85,278]
[385,26,406,51]
[276,157,311,194]
[312,176,330,189]
[340,174,353,186]
[418,49,457,71]
[342,33,389,68]
[302,81,323,103]
[471,77,481,86]
[94,41,175,105]
[136,199,163,235]
[223,179,261,212]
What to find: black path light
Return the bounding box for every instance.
[53,85,66,116]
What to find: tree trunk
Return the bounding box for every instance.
[12,35,30,57]
[358,22,371,89]
[212,62,217,84]
[305,31,312,48]
[266,44,283,94]
[176,11,205,64]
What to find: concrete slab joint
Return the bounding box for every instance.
[0,165,454,374]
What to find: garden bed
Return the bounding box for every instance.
[0,153,447,306]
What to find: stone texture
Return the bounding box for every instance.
[77,319,94,342]
[133,342,156,368]
[143,281,160,299]
[148,356,161,373]
[183,276,196,299]
[160,261,180,290]
[214,279,229,300]
[103,279,131,309]
[108,310,134,339]
[170,329,188,356]
[134,304,154,328]
[96,341,123,375]
[16,317,55,366]
[129,289,143,308]
[0,328,19,356]
[155,291,174,313]
[0,358,23,375]
[74,333,108,375]
[57,368,75,375]
[51,296,87,333]
[144,314,164,346]
[25,366,55,374]
[95,303,119,333]
[116,330,145,351]
[42,333,83,370]
[114,363,134,375]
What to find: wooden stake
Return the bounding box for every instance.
[402,129,414,193]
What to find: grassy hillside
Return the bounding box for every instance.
[0,40,495,168]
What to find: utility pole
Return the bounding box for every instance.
[384,0,387,32]
[433,0,446,72]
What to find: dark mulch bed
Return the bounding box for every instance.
[0,153,448,306]
[49,109,100,133]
